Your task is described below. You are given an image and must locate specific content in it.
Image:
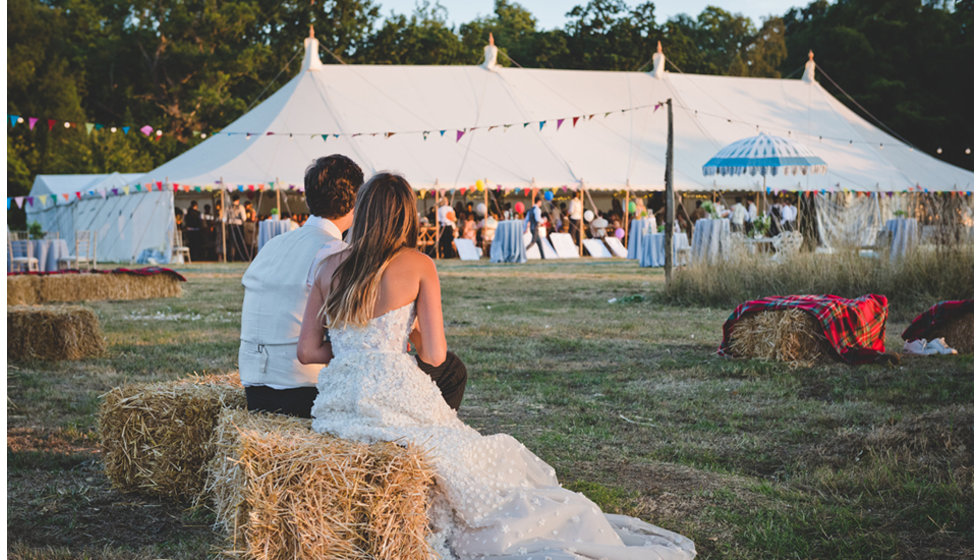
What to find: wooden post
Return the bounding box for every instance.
[624,180,631,249]
[220,179,227,263]
[483,179,489,255]
[664,98,675,286]
[579,187,585,257]
[276,178,282,217]
[435,187,442,259]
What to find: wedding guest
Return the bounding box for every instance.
[524,196,546,258]
[568,196,583,245]
[462,212,477,242]
[730,197,748,234]
[437,197,458,258]
[184,201,204,260]
[780,198,798,231]
[228,195,247,261]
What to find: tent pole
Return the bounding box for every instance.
[436,187,441,260]
[664,98,675,286]
[276,178,281,217]
[483,178,489,255]
[579,187,585,257]
[624,180,630,249]
[220,179,227,263]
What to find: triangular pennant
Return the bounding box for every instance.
[556,119,564,131]
[266,131,274,136]
[94,123,104,130]
[123,186,130,195]
[62,193,70,202]
[422,131,430,141]
[85,123,95,134]
[48,119,57,131]
[572,117,579,127]
[99,189,107,199]
[539,121,546,131]
[439,130,446,137]
[15,196,24,209]
[135,184,142,192]
[9,115,19,128]
[588,114,595,120]
[194,186,201,192]
[111,188,119,196]
[29,117,38,130]
[76,191,83,200]
[456,130,465,142]
[6,198,10,210]
[488,126,497,132]
[385,132,395,138]
[140,125,153,136]
[322,134,328,141]
[523,122,530,128]
[333,134,339,139]
[27,196,34,207]
[122,126,130,134]
[604,112,611,118]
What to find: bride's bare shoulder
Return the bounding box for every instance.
[389,248,436,270]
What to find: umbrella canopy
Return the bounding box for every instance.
[703,133,828,178]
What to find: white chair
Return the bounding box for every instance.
[59,230,96,270]
[9,238,40,272]
[771,231,803,262]
[172,228,191,264]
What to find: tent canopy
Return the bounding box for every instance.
[137,37,972,194]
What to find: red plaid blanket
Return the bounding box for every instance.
[901,300,972,341]
[7,267,186,282]
[719,294,889,364]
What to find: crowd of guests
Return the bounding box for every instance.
[175,195,310,261]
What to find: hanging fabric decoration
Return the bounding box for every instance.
[556,119,565,131]
[456,130,465,142]
[28,117,38,130]
[9,115,19,128]
[122,126,130,134]
[85,123,95,134]
[15,197,24,209]
[572,117,580,127]
[538,121,546,131]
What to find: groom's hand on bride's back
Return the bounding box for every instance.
[414,351,467,411]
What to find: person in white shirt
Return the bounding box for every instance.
[780,199,798,231]
[568,196,583,245]
[746,200,758,232]
[240,155,467,417]
[730,197,748,234]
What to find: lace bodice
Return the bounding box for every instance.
[328,302,415,360]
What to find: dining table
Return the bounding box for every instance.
[489,220,527,263]
[257,219,299,252]
[9,238,71,272]
[637,232,692,268]
[883,218,918,260]
[626,217,658,259]
[690,218,731,263]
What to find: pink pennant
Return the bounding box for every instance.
[140,125,153,136]
[556,119,565,131]
[28,117,38,130]
[456,130,465,142]
[14,197,24,209]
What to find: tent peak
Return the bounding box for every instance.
[802,50,816,83]
[651,41,666,78]
[482,34,499,70]
[303,33,323,71]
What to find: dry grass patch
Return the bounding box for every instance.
[727,309,837,367]
[204,409,434,560]
[7,305,107,361]
[935,312,973,354]
[98,372,245,501]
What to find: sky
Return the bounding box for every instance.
[372,0,804,29]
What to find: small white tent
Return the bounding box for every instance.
[25,173,176,263]
[136,35,972,194]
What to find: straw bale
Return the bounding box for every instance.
[934,312,973,354]
[98,373,246,501]
[728,309,836,367]
[205,409,434,560]
[40,272,181,303]
[7,275,41,305]
[7,304,106,361]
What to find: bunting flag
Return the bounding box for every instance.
[321,134,328,141]
[9,115,19,127]
[15,197,24,209]
[456,130,465,142]
[572,117,579,127]
[122,126,130,134]
[28,117,38,130]
[123,186,130,195]
[538,121,546,131]
[62,193,70,202]
[76,191,82,200]
[85,123,95,135]
[100,189,107,199]
[48,119,56,131]
[556,118,565,131]
[140,125,153,136]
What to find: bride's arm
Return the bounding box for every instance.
[415,255,447,366]
[297,275,334,365]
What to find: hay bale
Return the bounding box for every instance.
[728,308,836,366]
[98,373,246,500]
[7,275,40,305]
[933,312,973,354]
[7,304,106,361]
[40,272,182,303]
[205,409,434,560]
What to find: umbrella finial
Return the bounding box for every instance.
[483,33,499,69]
[651,40,666,78]
[802,49,816,83]
[808,50,814,61]
[489,32,495,46]
[302,25,322,71]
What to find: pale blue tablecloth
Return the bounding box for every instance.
[489,220,527,263]
[257,219,298,252]
[8,239,70,272]
[691,219,731,263]
[884,218,918,260]
[626,217,658,259]
[638,232,691,268]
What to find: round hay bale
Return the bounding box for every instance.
[204,409,434,560]
[7,304,106,361]
[7,275,41,305]
[728,308,837,367]
[933,312,973,354]
[40,272,182,303]
[98,373,246,501]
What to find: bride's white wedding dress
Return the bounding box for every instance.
[311,302,696,560]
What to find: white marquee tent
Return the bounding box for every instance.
[25,173,175,263]
[137,35,972,195]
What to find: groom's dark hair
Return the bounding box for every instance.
[304,154,363,219]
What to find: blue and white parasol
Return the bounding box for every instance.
[703,133,827,177]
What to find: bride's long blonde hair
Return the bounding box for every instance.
[320,172,419,327]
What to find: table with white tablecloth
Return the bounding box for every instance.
[638,232,692,268]
[691,218,731,263]
[257,219,299,252]
[884,218,918,260]
[489,220,527,263]
[8,239,71,272]
[626,217,657,259]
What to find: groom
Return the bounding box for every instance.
[239,154,468,417]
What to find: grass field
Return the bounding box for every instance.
[7,259,973,559]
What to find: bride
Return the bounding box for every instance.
[298,172,696,560]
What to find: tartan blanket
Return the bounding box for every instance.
[7,267,186,282]
[719,294,889,365]
[901,300,972,341]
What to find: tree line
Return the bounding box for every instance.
[7,0,973,226]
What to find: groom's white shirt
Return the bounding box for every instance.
[239,216,345,389]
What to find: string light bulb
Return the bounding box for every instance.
[200,133,207,139]
[966,148,972,155]
[17,117,24,123]
[156,130,163,136]
[936,147,943,154]
[63,121,71,128]
[110,126,117,133]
